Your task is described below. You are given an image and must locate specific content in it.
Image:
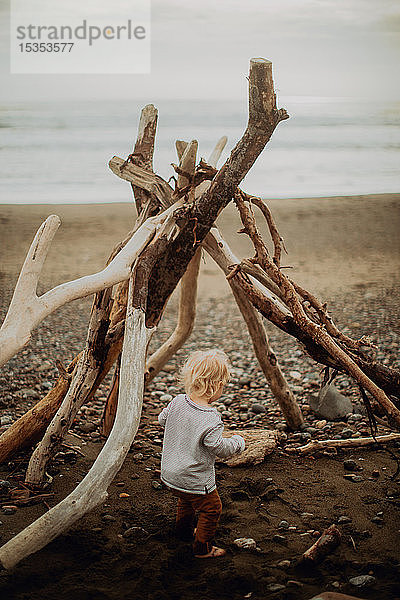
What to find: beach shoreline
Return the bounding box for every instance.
[1,193,399,306]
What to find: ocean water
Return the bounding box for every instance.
[0,97,399,203]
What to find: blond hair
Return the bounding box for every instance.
[180,349,230,400]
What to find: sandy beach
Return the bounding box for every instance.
[1,194,399,307]
[1,194,400,599]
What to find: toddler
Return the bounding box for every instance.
[158,349,245,558]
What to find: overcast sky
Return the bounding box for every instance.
[0,0,399,102]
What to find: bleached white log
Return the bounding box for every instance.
[0,203,179,368]
[0,278,153,570]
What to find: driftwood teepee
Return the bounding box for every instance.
[0,58,399,569]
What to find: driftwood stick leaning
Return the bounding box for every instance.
[287,433,400,455]
[0,278,153,570]
[0,209,171,368]
[25,287,114,486]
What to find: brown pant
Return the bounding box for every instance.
[171,488,222,555]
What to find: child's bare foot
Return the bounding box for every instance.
[195,546,226,558]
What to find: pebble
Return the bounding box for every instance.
[0,480,12,491]
[102,514,117,522]
[159,394,172,402]
[1,505,18,514]
[277,560,291,569]
[289,371,302,380]
[151,480,163,490]
[278,520,290,530]
[265,583,285,592]
[340,428,354,439]
[343,459,358,471]
[233,537,257,549]
[343,474,363,482]
[249,403,266,414]
[0,416,13,426]
[123,526,149,539]
[272,534,287,545]
[337,515,352,524]
[79,421,97,433]
[349,574,376,588]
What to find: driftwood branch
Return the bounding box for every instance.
[0,209,174,368]
[25,287,114,485]
[0,290,153,569]
[287,433,400,455]
[233,191,400,427]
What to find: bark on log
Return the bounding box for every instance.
[130,104,159,213]
[144,59,289,328]
[202,229,303,428]
[145,139,201,382]
[25,287,113,485]
[287,433,400,455]
[0,292,152,569]
[145,248,201,383]
[301,524,342,564]
[229,279,304,430]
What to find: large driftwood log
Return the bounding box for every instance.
[0,354,80,463]
[142,59,289,328]
[229,280,304,430]
[25,287,113,485]
[0,208,173,368]
[0,282,153,569]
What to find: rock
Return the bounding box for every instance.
[0,480,12,491]
[102,514,116,522]
[340,428,354,439]
[349,574,376,588]
[343,459,358,471]
[160,394,172,402]
[1,505,17,514]
[301,512,314,520]
[278,520,290,530]
[277,559,291,569]
[249,403,266,414]
[0,416,13,426]
[79,421,97,433]
[310,383,353,421]
[265,583,285,592]
[272,534,287,545]
[152,480,163,490]
[343,474,363,483]
[289,370,302,380]
[371,516,383,525]
[17,387,40,399]
[133,453,144,460]
[337,515,352,524]
[123,526,149,539]
[233,537,257,549]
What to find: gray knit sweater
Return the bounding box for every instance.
[158,393,245,494]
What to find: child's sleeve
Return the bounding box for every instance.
[202,423,245,458]
[158,403,171,427]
